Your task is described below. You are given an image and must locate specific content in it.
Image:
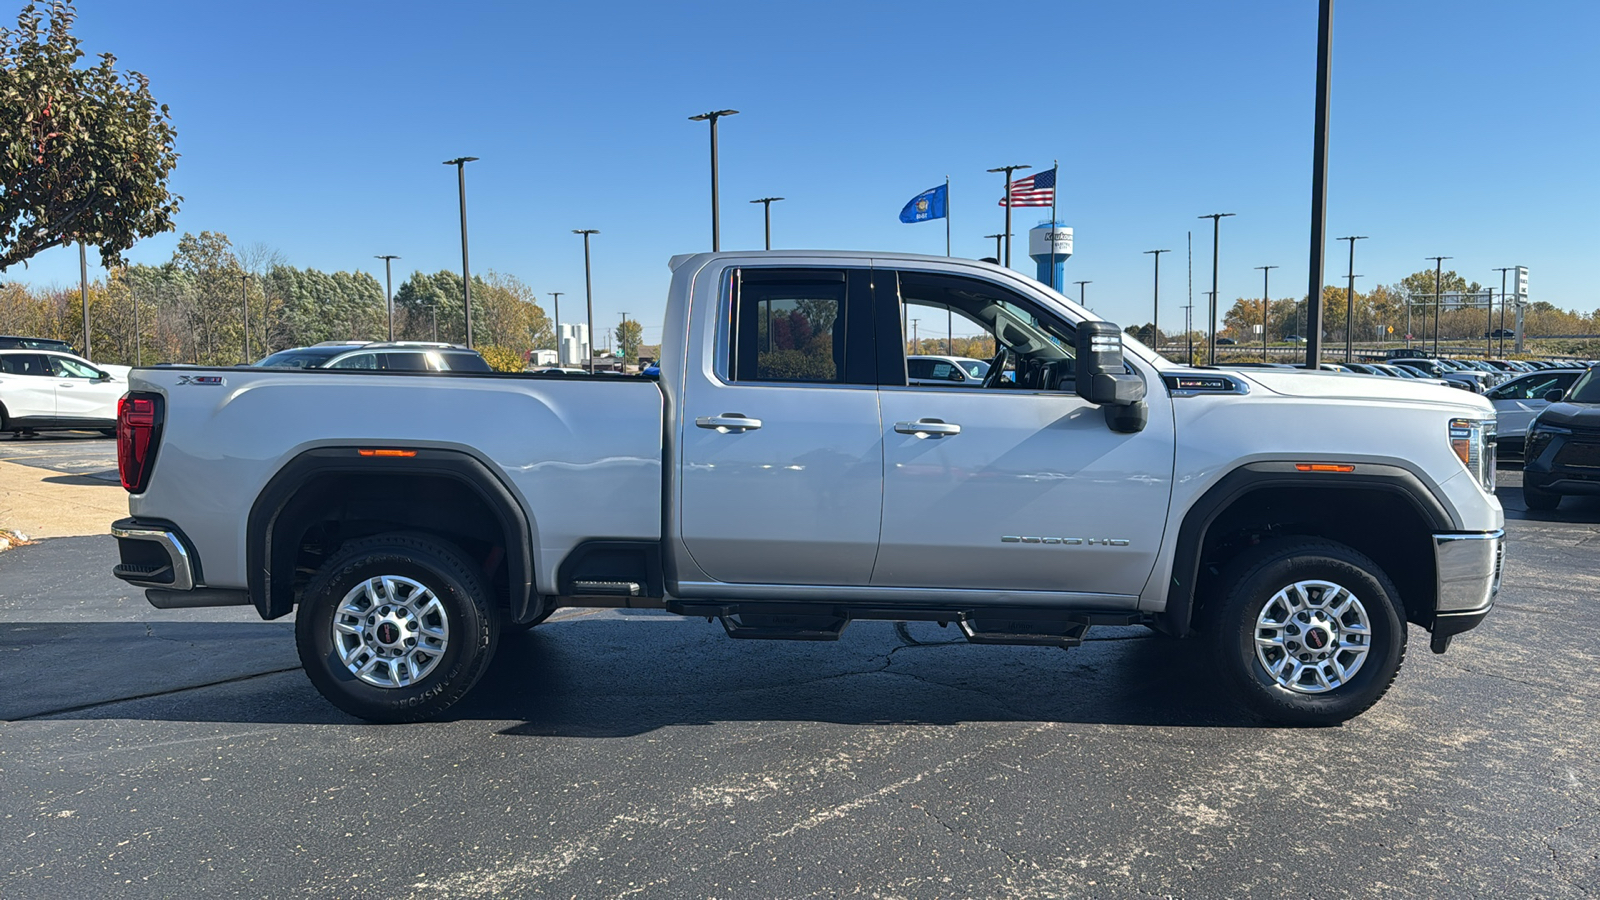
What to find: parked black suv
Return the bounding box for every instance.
[0,335,76,353]
[1523,364,1600,510]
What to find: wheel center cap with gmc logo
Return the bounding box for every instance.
[1304,624,1332,650]
[376,622,401,645]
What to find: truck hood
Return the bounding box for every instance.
[1532,402,1600,430]
[1231,368,1494,412]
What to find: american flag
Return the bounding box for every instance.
[997,168,1055,207]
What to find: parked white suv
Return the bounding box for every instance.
[907,355,991,386]
[255,341,491,372]
[0,349,124,436]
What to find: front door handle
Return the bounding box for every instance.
[894,418,961,437]
[696,414,763,433]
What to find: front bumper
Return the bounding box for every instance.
[1429,529,1503,652]
[1524,428,1600,495]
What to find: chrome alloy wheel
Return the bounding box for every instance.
[1253,579,1372,694]
[331,575,450,688]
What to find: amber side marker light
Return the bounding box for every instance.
[357,449,418,458]
[1295,463,1356,473]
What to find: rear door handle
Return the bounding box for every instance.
[894,418,961,437]
[696,414,763,433]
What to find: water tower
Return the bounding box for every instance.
[1028,221,1073,292]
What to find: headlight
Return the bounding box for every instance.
[1449,417,1496,492]
[1525,420,1569,461]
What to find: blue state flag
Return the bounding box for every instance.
[899,184,948,223]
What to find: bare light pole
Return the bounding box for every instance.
[375,254,399,341]
[1256,265,1278,362]
[1427,256,1451,356]
[1304,0,1335,368]
[442,156,479,347]
[574,230,600,373]
[1337,236,1366,362]
[987,164,1031,267]
[1145,249,1169,347]
[125,269,140,366]
[239,274,253,363]
[1199,213,1235,364]
[1493,267,1513,357]
[1485,288,1496,359]
[1074,280,1092,310]
[983,233,1008,262]
[749,197,783,250]
[79,242,90,358]
[549,292,564,364]
[689,110,739,251]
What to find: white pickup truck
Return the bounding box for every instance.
[110,251,1503,726]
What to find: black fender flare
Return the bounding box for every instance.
[1161,461,1455,636]
[246,446,536,622]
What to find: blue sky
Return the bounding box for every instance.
[12,0,1598,345]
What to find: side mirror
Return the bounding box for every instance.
[1544,389,1565,403]
[1075,321,1148,434]
[1075,321,1145,406]
[95,371,112,382]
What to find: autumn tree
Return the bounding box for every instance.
[615,317,643,364]
[0,1,180,271]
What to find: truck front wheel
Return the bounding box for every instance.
[295,532,499,723]
[1206,538,1406,726]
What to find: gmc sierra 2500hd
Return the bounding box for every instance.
[110,251,1503,726]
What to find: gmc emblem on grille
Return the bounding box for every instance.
[1001,536,1131,547]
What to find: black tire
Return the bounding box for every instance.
[1205,538,1406,727]
[295,532,499,723]
[1523,484,1561,511]
[99,428,117,438]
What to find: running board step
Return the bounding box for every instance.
[719,609,850,641]
[570,580,642,597]
[958,612,1094,648]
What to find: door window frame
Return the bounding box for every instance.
[714,266,878,388]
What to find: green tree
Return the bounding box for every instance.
[616,317,643,364]
[0,1,180,271]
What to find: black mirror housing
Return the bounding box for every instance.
[1545,389,1565,403]
[1075,321,1145,406]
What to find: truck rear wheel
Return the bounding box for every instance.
[1206,538,1406,726]
[295,532,499,723]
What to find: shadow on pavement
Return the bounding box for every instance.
[9,615,1267,732]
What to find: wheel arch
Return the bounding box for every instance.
[1161,461,1454,637]
[246,447,538,624]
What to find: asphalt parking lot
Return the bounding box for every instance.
[0,455,1596,898]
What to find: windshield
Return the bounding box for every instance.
[256,348,344,368]
[957,359,990,378]
[1564,367,1600,403]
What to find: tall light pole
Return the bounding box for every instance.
[749,197,783,250]
[1337,236,1366,362]
[375,254,399,341]
[689,110,739,251]
[126,268,140,367]
[239,273,252,363]
[443,156,479,347]
[548,292,564,364]
[1304,0,1334,368]
[1493,267,1513,358]
[574,229,600,373]
[1427,256,1451,356]
[983,233,1008,262]
[1198,213,1235,364]
[1256,265,1278,362]
[1074,280,1092,310]
[1145,249,1169,347]
[79,242,90,358]
[987,164,1031,267]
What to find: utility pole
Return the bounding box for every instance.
[1304,0,1335,367]
[983,233,1007,263]
[689,110,739,251]
[987,164,1031,267]
[910,318,920,355]
[1198,213,1235,364]
[1145,249,1169,348]
[1074,280,1092,311]
[549,292,564,364]
[442,156,479,347]
[1427,256,1451,356]
[375,254,399,341]
[749,197,783,250]
[125,268,140,366]
[1256,265,1278,362]
[574,230,600,373]
[619,311,629,365]
[1485,288,1496,359]
[239,274,252,363]
[1338,236,1366,362]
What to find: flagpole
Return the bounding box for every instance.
[1049,160,1059,291]
[945,176,951,257]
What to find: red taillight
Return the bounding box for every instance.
[117,393,162,493]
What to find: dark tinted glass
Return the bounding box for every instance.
[1565,368,1600,403]
[440,352,492,372]
[257,348,343,368]
[0,353,50,375]
[382,352,431,371]
[733,275,845,383]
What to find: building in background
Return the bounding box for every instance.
[558,323,590,367]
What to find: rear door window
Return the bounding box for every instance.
[0,353,50,376]
[726,268,874,385]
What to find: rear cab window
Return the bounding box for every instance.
[724,268,876,385]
